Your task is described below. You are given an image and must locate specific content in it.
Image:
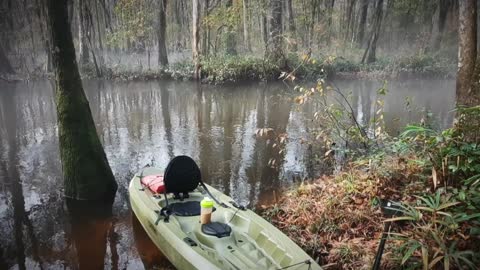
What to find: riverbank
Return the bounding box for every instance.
[1,54,456,84]
[261,124,480,269]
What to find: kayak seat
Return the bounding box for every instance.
[201,222,232,238]
[169,201,216,216]
[170,201,201,216]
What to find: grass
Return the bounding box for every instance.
[80,53,456,83]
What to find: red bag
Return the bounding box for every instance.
[140,174,166,194]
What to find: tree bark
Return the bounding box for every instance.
[192,0,201,80]
[243,0,251,52]
[286,0,296,51]
[225,0,237,55]
[456,0,477,107]
[158,0,169,66]
[356,0,368,46]
[456,0,480,143]
[0,43,14,74]
[78,0,90,67]
[47,0,117,202]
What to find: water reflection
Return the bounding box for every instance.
[0,78,455,268]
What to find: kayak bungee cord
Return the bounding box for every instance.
[277,259,312,270]
[199,182,229,208]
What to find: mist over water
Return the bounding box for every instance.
[0,79,455,269]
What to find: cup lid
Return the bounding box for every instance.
[201,197,214,208]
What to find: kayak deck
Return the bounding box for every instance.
[129,167,321,270]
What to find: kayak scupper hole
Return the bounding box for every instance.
[227,246,233,250]
[238,240,243,243]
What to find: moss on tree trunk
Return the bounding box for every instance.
[47,0,117,202]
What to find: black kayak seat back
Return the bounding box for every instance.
[201,222,232,238]
[164,155,202,194]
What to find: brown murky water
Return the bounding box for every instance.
[0,79,454,269]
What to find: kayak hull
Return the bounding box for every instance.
[129,167,321,270]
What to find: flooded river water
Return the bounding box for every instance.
[0,79,455,269]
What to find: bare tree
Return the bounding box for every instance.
[361,0,383,64]
[356,0,368,46]
[158,0,168,66]
[192,0,201,80]
[286,0,296,51]
[243,0,251,52]
[269,0,283,55]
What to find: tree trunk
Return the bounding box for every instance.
[356,0,368,46]
[243,0,251,52]
[286,0,296,51]
[192,0,201,80]
[345,0,357,43]
[269,0,283,56]
[457,0,477,106]
[202,0,210,55]
[158,0,169,66]
[47,0,117,202]
[456,0,480,143]
[261,11,268,47]
[225,0,237,55]
[0,43,14,74]
[78,0,90,67]
[428,0,451,52]
[362,0,383,64]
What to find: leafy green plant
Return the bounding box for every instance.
[386,191,479,269]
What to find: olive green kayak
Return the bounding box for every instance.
[129,166,321,270]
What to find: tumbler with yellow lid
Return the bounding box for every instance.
[200,197,214,224]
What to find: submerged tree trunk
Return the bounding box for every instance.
[78,0,90,67]
[456,0,480,142]
[158,0,168,66]
[47,0,117,202]
[356,0,368,46]
[225,0,237,55]
[0,43,14,74]
[192,0,201,80]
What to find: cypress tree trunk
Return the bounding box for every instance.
[47,0,117,202]
[158,0,169,66]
